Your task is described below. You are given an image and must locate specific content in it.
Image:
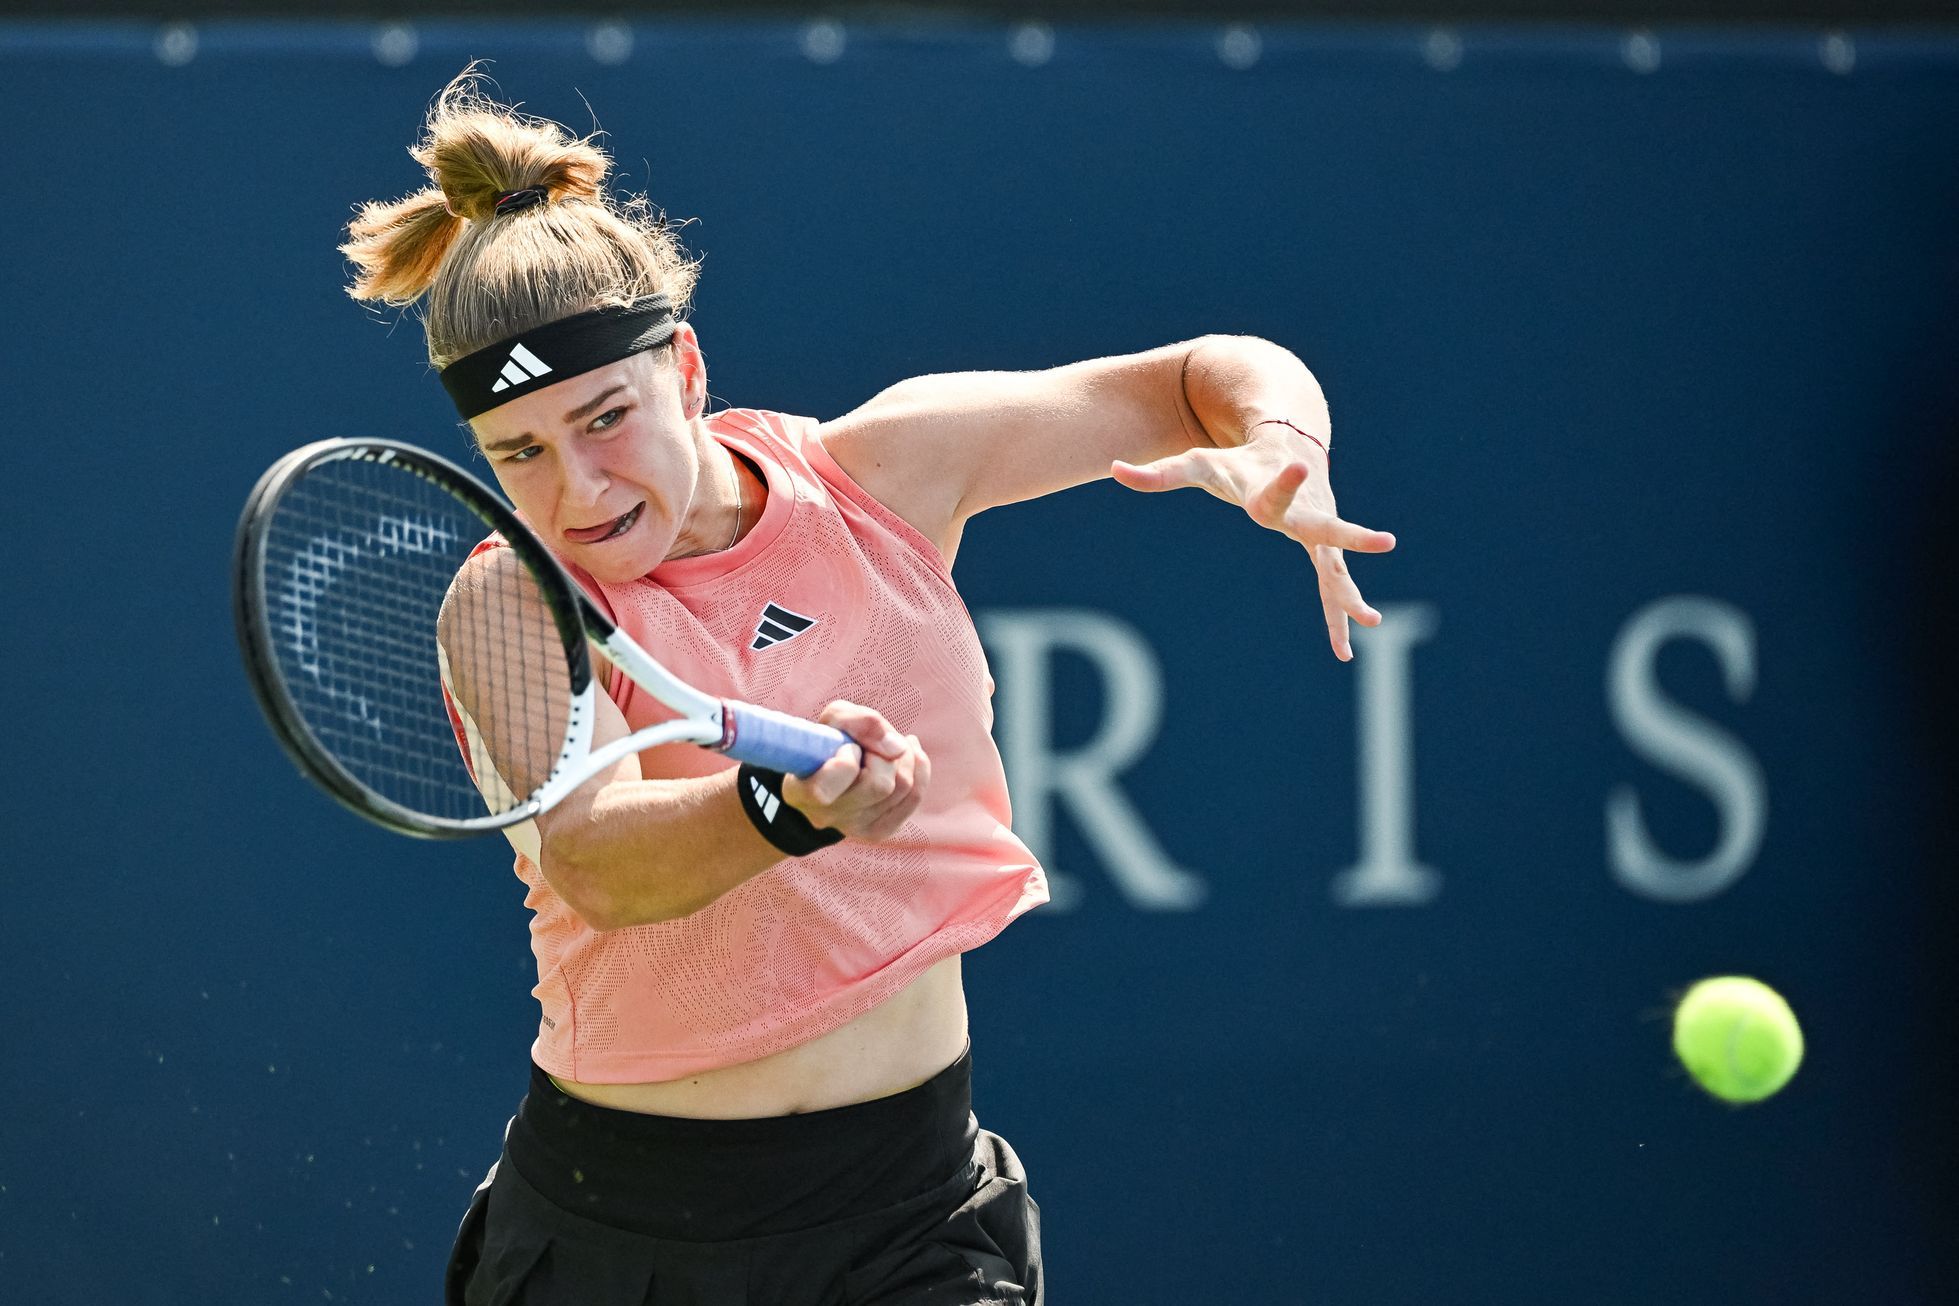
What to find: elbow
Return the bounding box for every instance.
[539,831,676,932]
[539,848,625,931]
[1182,333,1321,393]
[1192,332,1308,374]
[1186,331,1271,356]
[1177,334,1324,444]
[566,888,643,935]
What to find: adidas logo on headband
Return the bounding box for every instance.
[438,297,678,420]
[491,344,553,393]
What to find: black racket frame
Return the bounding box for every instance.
[232,439,596,838]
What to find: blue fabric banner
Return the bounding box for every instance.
[3,19,1955,1304]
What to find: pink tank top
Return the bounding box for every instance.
[478,409,1047,1082]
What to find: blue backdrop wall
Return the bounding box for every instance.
[3,18,1956,1305]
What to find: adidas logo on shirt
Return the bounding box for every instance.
[489,343,553,394]
[751,603,817,651]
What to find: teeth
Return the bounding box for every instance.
[603,504,639,539]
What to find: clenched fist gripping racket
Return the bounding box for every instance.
[232,439,850,838]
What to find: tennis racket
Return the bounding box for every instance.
[232,438,851,838]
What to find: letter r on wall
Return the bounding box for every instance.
[979,609,1206,912]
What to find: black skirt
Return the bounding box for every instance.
[446,1044,1042,1305]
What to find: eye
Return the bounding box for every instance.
[505,444,543,464]
[591,407,627,432]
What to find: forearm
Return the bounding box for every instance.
[1180,335,1332,453]
[539,769,780,929]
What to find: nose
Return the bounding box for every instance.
[558,444,610,511]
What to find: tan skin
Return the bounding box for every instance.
[457,323,1394,1118]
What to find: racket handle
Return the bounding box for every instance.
[719,702,853,778]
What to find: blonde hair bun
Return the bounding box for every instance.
[341,66,700,369]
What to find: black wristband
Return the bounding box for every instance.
[736,764,844,857]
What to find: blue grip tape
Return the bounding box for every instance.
[721,702,852,777]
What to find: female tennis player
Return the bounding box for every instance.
[344,75,1394,1306]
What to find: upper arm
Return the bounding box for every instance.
[816,339,1212,557]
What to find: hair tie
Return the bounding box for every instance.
[492,186,550,216]
[1250,417,1330,456]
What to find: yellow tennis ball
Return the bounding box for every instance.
[1672,976,1804,1104]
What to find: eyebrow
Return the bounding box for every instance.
[479,384,629,453]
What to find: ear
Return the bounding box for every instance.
[670,322,707,417]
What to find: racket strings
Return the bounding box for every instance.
[258,456,575,824]
[440,535,571,807]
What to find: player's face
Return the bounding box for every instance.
[470,330,713,584]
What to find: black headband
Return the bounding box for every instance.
[439,296,678,420]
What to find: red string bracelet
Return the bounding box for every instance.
[1249,417,1330,456]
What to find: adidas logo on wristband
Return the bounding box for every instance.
[737,764,844,856]
[748,773,781,822]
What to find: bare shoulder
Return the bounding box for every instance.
[443,540,522,594]
[437,544,539,639]
[438,544,621,696]
[814,372,1003,563]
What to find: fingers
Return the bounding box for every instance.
[1248,461,1311,527]
[1259,467,1386,554]
[778,707,929,841]
[853,739,926,841]
[1120,451,1395,664]
[784,742,864,809]
[814,700,908,760]
[1313,547,1381,622]
[1110,449,1225,497]
[1329,611,1354,662]
[1338,524,1398,554]
[1121,454,1396,563]
[1324,584,1375,662]
[1288,505,1391,662]
[1310,545,1383,662]
[1252,463,1397,553]
[830,738,929,840]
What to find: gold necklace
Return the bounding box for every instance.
[724,453,744,551]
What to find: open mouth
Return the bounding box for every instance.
[563,502,644,545]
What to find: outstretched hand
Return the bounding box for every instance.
[1111,434,1395,662]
